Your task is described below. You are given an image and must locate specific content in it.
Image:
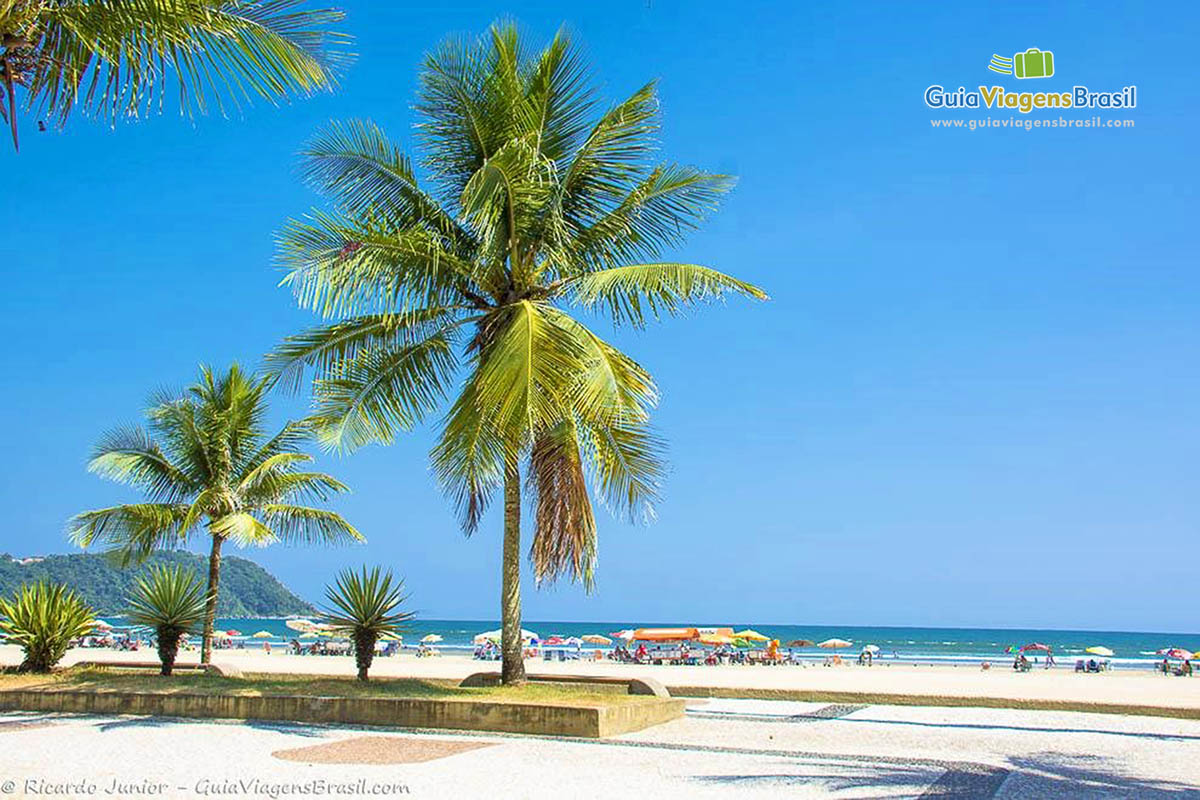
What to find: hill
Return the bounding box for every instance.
[0,552,315,617]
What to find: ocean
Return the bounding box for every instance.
[97,618,1198,669]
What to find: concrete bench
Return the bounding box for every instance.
[460,672,670,698]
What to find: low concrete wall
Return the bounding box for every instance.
[0,689,683,738]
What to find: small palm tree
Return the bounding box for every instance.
[269,21,766,684]
[70,363,362,665]
[0,580,95,673]
[0,0,350,151]
[127,564,207,676]
[320,566,412,681]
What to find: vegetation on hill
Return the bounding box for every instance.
[0,552,314,618]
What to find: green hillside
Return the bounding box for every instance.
[0,552,315,617]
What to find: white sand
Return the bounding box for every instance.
[7,644,1199,710]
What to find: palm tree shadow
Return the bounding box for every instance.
[1004,752,1200,798]
[690,758,1003,797]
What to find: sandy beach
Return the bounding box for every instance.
[7,645,1198,712]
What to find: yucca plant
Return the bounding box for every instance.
[70,363,362,665]
[0,580,95,672]
[269,21,766,683]
[0,0,351,151]
[320,566,412,681]
[127,564,207,675]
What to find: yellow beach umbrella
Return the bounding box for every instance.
[298,632,318,640]
[734,629,769,642]
[699,633,734,646]
[1085,646,1114,657]
[251,630,273,639]
[582,634,612,645]
[421,634,443,643]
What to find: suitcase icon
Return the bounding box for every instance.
[1014,48,1054,79]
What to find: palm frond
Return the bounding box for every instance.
[567,262,767,327]
[527,418,596,590]
[30,0,351,127]
[86,425,195,502]
[258,504,363,545]
[584,418,666,524]
[308,329,460,453]
[67,503,193,564]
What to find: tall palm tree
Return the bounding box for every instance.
[268,22,766,684]
[70,364,362,663]
[0,0,350,151]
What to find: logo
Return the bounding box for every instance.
[989,48,1055,79]
[924,45,1135,115]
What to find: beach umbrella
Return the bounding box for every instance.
[1020,643,1052,652]
[733,629,769,642]
[226,630,243,637]
[544,635,566,645]
[1156,648,1194,660]
[1085,646,1114,657]
[421,634,443,644]
[299,632,318,640]
[565,637,584,646]
[285,619,317,632]
[473,628,539,644]
[610,629,636,641]
[251,630,273,639]
[92,619,114,631]
[862,644,880,654]
[787,639,815,647]
[582,634,612,645]
[700,633,734,646]
[632,627,699,642]
[818,638,852,649]
[379,632,403,642]
[731,638,753,648]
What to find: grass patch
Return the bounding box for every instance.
[0,667,653,707]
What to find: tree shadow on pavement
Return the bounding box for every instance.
[1002,752,1200,798]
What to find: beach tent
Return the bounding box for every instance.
[421,634,443,643]
[473,628,539,645]
[1085,646,1114,657]
[788,639,815,647]
[632,628,699,642]
[818,638,852,649]
[251,631,273,639]
[733,629,769,642]
[582,634,612,645]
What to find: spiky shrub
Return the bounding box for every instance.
[0,580,95,673]
[320,566,413,681]
[127,565,207,676]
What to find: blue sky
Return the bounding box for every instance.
[3,1,1198,632]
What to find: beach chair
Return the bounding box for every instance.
[1075,660,1085,672]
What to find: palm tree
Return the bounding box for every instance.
[268,22,766,684]
[0,580,96,672]
[0,0,350,151]
[70,363,362,664]
[127,564,207,675]
[320,565,412,681]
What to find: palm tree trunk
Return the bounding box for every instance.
[500,460,526,685]
[200,534,223,665]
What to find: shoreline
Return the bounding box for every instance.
[6,645,1198,713]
